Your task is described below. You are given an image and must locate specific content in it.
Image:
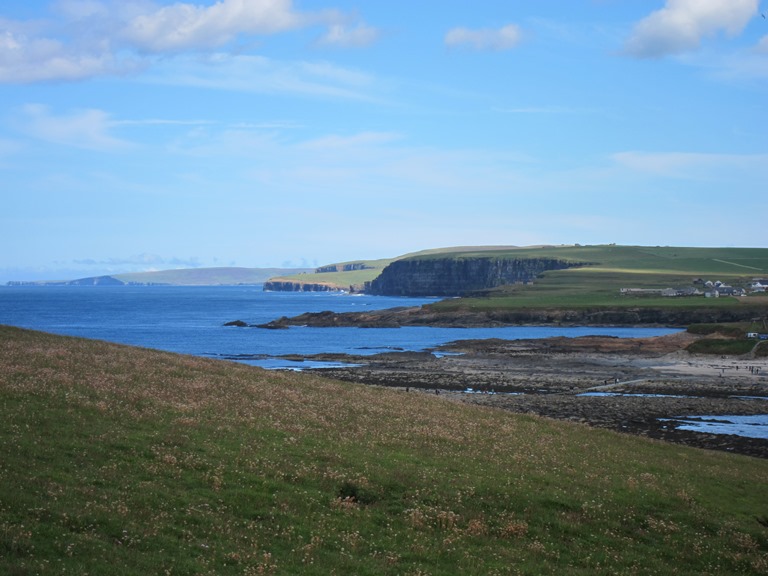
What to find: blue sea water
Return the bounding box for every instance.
[0,285,681,369]
[660,415,768,440]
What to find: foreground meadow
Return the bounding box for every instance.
[1,326,767,575]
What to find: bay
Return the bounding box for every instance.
[0,285,681,369]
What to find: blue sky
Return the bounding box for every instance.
[1,0,767,281]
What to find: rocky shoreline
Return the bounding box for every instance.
[287,332,768,458]
[251,304,763,329]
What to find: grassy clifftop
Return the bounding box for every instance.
[269,244,768,297]
[2,325,768,574]
[428,245,768,314]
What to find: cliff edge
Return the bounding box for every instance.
[366,256,583,297]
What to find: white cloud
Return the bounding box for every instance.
[757,35,768,53]
[0,0,360,83]
[121,0,310,53]
[316,22,380,48]
[624,0,758,58]
[0,27,136,83]
[18,104,129,150]
[445,24,522,51]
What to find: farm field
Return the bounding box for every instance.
[427,245,768,312]
[266,246,768,315]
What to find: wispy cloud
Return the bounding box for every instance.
[113,119,217,129]
[445,24,523,51]
[612,150,768,179]
[756,35,768,53]
[143,53,383,101]
[17,104,130,150]
[492,105,583,115]
[73,253,204,270]
[624,0,758,58]
[315,22,381,48]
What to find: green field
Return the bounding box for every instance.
[268,246,768,314]
[266,258,396,290]
[414,245,768,275]
[2,325,768,575]
[421,245,768,313]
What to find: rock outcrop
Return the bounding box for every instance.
[256,304,764,329]
[366,257,582,297]
[263,281,343,292]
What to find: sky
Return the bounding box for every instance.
[1,0,767,281]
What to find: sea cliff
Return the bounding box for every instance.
[366,256,582,296]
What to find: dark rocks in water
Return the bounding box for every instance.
[223,320,249,327]
[264,281,343,292]
[254,304,764,329]
[255,316,291,329]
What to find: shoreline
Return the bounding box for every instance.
[251,302,763,329]
[296,333,768,458]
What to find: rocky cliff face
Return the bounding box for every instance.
[367,257,579,297]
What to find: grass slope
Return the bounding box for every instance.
[418,245,768,276]
[266,258,395,291]
[2,326,768,575]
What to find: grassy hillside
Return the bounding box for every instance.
[2,326,768,575]
[266,258,395,290]
[417,245,768,273]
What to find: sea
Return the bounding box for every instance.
[3,285,767,441]
[0,284,681,370]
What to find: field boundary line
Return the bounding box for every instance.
[711,259,762,271]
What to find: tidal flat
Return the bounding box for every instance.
[302,332,768,458]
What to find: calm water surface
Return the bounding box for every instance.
[6,285,766,440]
[0,285,682,369]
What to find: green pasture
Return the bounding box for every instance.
[419,245,768,313]
[1,326,768,575]
[423,245,768,275]
[266,257,401,289]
